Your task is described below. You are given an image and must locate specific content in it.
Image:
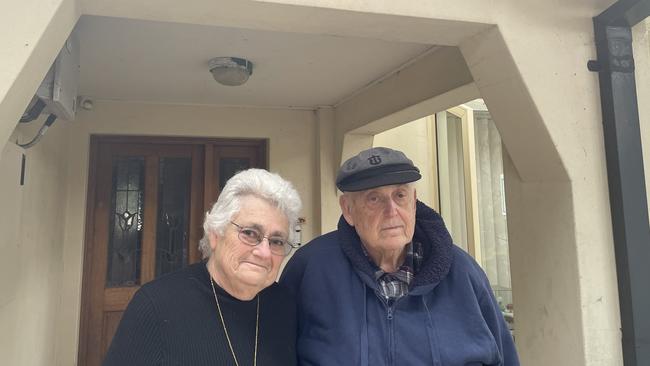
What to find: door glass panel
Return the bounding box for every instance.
[107,157,144,287]
[436,111,469,251]
[155,157,192,277]
[219,158,250,190]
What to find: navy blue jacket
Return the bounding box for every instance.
[280,201,519,366]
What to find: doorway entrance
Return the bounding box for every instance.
[77,135,267,366]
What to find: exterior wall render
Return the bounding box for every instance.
[0,121,69,366]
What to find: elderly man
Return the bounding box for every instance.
[105,168,301,366]
[281,147,519,365]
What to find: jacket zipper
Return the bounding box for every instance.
[387,303,394,365]
[375,291,401,366]
[381,296,398,366]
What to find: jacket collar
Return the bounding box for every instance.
[338,200,454,289]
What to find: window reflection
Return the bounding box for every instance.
[374,99,515,335]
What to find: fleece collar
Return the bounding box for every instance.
[338,200,454,289]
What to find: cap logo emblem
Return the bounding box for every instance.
[368,155,382,165]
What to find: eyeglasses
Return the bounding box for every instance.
[230,221,296,256]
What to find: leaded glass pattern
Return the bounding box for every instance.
[106,157,144,287]
[219,158,250,190]
[155,158,191,277]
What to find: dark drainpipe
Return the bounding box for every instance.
[589,0,650,364]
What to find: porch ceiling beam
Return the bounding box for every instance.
[334,46,474,137]
[80,0,492,46]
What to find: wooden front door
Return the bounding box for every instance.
[78,136,267,366]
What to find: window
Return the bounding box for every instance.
[374,99,514,334]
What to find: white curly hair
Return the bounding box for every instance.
[199,168,302,258]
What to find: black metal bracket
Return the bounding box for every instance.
[591,1,650,365]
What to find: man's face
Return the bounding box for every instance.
[209,195,288,294]
[339,184,417,253]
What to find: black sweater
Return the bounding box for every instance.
[104,262,297,366]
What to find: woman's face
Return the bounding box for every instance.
[208,195,288,298]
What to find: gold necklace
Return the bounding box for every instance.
[210,277,259,366]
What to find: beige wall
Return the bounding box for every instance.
[0,120,69,366]
[373,117,437,208]
[633,19,650,217]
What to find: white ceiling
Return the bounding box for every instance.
[76,15,434,109]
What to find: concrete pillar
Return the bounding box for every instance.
[315,107,340,233]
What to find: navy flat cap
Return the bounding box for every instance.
[336,147,421,192]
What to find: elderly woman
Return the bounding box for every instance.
[104,168,302,366]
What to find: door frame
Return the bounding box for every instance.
[77,134,268,365]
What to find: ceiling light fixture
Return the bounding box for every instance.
[208,57,253,86]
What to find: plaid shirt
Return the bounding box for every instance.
[365,241,423,303]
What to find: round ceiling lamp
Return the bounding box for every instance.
[208,57,254,86]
